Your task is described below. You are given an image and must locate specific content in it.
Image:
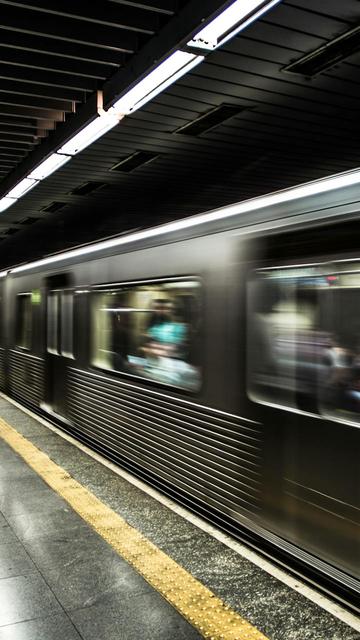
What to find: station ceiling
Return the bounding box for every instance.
[0,0,359,269]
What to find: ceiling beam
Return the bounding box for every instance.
[0,105,65,121]
[0,31,125,66]
[0,79,88,103]
[0,94,75,112]
[0,46,111,80]
[0,8,138,53]
[0,65,99,93]
[0,1,160,35]
[107,0,177,15]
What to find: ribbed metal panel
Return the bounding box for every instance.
[8,350,44,409]
[68,368,263,518]
[0,348,5,391]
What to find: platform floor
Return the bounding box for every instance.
[0,395,359,640]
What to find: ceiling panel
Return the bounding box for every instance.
[0,0,359,267]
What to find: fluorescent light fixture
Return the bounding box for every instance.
[9,168,360,275]
[6,178,37,199]
[28,153,71,180]
[188,0,282,50]
[0,271,8,278]
[58,112,121,156]
[0,197,17,213]
[111,51,204,115]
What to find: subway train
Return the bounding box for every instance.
[0,170,359,609]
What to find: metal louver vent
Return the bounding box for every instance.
[42,202,66,213]
[283,25,360,77]
[175,104,247,136]
[71,182,107,196]
[110,151,159,172]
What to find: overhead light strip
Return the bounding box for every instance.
[58,112,122,156]
[0,197,17,213]
[8,168,360,274]
[187,0,282,51]
[0,0,282,215]
[110,51,204,115]
[28,154,71,180]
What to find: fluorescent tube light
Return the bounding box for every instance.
[188,0,282,51]
[6,178,37,199]
[111,51,204,115]
[58,112,121,156]
[9,168,360,274]
[0,197,17,213]
[0,270,8,278]
[28,153,71,180]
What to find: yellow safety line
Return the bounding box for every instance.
[0,417,268,640]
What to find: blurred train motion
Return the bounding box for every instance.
[0,170,359,608]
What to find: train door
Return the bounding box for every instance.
[44,274,74,418]
[247,242,360,589]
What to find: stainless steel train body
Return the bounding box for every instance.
[0,177,359,607]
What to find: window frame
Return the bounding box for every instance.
[89,275,203,395]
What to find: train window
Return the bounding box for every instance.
[47,290,74,358]
[90,279,202,391]
[47,291,59,354]
[16,293,32,350]
[248,267,329,413]
[319,265,360,425]
[60,292,74,358]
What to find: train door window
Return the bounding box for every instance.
[47,291,59,354]
[47,290,74,358]
[16,293,32,350]
[60,292,74,358]
[90,279,202,391]
[319,264,360,425]
[248,266,329,413]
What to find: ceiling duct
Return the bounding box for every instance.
[175,104,247,136]
[20,217,40,225]
[71,182,107,196]
[110,151,159,172]
[41,202,66,213]
[283,25,360,77]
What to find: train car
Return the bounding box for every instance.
[0,170,359,608]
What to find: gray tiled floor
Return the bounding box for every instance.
[0,396,359,640]
[0,423,201,639]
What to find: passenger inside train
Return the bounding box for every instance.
[91,280,201,391]
[249,262,360,422]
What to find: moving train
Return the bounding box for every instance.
[0,169,359,608]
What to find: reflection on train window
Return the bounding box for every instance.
[248,267,328,413]
[16,293,32,350]
[91,280,201,391]
[319,266,360,425]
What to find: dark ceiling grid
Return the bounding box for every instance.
[0,0,359,266]
[0,0,180,193]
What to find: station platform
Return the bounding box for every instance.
[0,394,359,640]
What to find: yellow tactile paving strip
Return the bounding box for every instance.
[0,417,269,640]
